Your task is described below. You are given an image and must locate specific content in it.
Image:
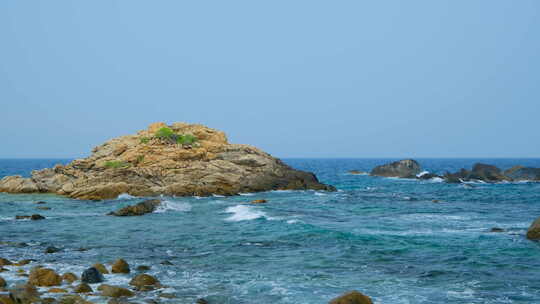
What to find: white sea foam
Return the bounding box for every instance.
[416,170,431,178]
[212,194,226,198]
[225,205,266,221]
[429,177,445,183]
[155,200,192,213]
[239,192,255,196]
[117,193,136,199]
[314,192,326,196]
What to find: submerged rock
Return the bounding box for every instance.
[329,290,373,304]
[370,159,421,178]
[0,122,335,200]
[108,200,161,216]
[527,216,540,240]
[81,267,104,284]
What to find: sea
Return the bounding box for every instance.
[1,158,540,304]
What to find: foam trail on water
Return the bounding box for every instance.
[225,205,266,221]
[155,200,192,213]
[117,193,136,199]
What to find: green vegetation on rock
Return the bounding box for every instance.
[104,160,130,169]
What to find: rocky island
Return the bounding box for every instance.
[0,122,335,200]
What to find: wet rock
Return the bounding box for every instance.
[250,199,267,204]
[490,227,505,233]
[98,284,134,298]
[31,214,45,220]
[0,276,6,288]
[0,259,12,266]
[45,246,61,254]
[59,294,93,304]
[75,248,89,252]
[93,263,109,274]
[135,265,150,272]
[62,272,78,284]
[111,259,130,273]
[35,201,47,204]
[48,287,68,293]
[417,172,441,180]
[108,200,162,216]
[28,267,62,286]
[370,159,421,178]
[160,260,173,266]
[129,274,160,290]
[36,206,51,210]
[329,290,373,304]
[8,284,41,304]
[81,267,104,284]
[74,283,93,293]
[527,216,540,240]
[14,259,32,266]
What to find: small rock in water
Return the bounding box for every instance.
[196,298,209,304]
[250,199,267,204]
[14,259,33,266]
[36,206,51,210]
[329,290,373,304]
[527,216,540,240]
[81,267,104,284]
[160,260,173,266]
[129,274,160,290]
[74,283,93,293]
[108,199,162,216]
[48,287,68,293]
[136,265,151,272]
[61,272,78,284]
[93,263,109,274]
[158,292,176,299]
[432,200,440,203]
[490,227,505,233]
[111,259,130,273]
[45,246,61,254]
[28,267,62,286]
[35,201,47,204]
[31,214,45,220]
[98,284,134,298]
[75,247,89,252]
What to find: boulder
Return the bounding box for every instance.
[0,122,335,200]
[81,267,104,284]
[74,283,93,293]
[329,290,373,304]
[111,259,130,273]
[370,159,421,178]
[28,267,62,286]
[108,200,161,216]
[8,284,41,304]
[504,166,540,181]
[98,284,134,298]
[526,216,540,240]
[129,274,160,289]
[93,263,109,274]
[62,272,78,284]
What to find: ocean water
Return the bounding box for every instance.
[1,158,540,304]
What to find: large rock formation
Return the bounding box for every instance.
[504,166,540,181]
[0,122,335,200]
[370,159,421,178]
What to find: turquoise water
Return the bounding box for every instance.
[1,158,540,303]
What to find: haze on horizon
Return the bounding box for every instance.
[1,1,539,159]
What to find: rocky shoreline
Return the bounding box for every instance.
[0,123,335,200]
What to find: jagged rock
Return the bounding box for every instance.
[111,259,130,273]
[329,290,373,304]
[74,283,93,293]
[28,267,62,286]
[98,284,134,298]
[108,200,161,216]
[92,263,109,274]
[504,166,540,181]
[81,267,103,283]
[129,274,160,289]
[370,159,421,178]
[62,272,78,283]
[8,284,41,304]
[0,122,335,200]
[527,216,540,240]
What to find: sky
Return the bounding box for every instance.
[1,1,539,158]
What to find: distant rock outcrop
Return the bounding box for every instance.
[527,216,540,240]
[370,159,421,178]
[0,122,335,200]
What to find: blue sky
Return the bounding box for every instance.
[1,1,539,158]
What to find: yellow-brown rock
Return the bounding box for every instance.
[98,284,134,298]
[111,259,130,274]
[0,276,6,288]
[28,267,62,286]
[129,274,160,289]
[92,263,109,274]
[250,199,267,204]
[0,258,12,266]
[73,283,93,293]
[48,288,68,293]
[0,122,335,199]
[329,291,373,304]
[61,272,78,284]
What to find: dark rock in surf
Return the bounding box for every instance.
[526,216,540,240]
[468,163,509,182]
[108,200,161,216]
[45,246,61,254]
[490,227,504,233]
[370,159,421,178]
[504,166,540,181]
[81,267,104,284]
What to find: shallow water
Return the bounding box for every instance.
[1,158,540,303]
